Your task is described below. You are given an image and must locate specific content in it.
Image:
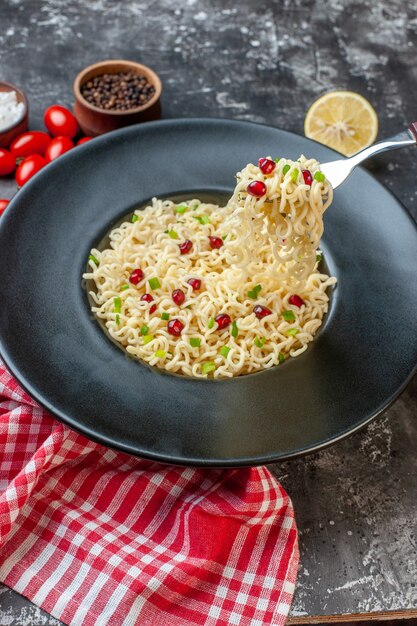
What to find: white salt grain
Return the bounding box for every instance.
[0,90,25,131]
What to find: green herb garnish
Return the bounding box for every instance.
[283,164,291,175]
[115,314,120,325]
[155,349,166,358]
[202,361,216,375]
[189,337,201,348]
[231,320,238,338]
[248,284,262,300]
[282,310,296,322]
[131,214,139,223]
[291,168,299,183]
[143,334,154,344]
[140,325,149,335]
[316,251,323,263]
[120,284,129,291]
[207,317,215,329]
[149,277,161,290]
[279,351,286,363]
[314,171,325,183]
[193,215,211,225]
[175,204,188,214]
[88,254,99,265]
[168,230,179,239]
[113,297,122,313]
[254,337,265,348]
[161,312,170,320]
[222,234,228,240]
[286,328,300,336]
[220,345,231,358]
[274,157,281,163]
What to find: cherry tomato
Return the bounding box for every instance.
[0,149,16,176]
[10,131,51,158]
[77,136,93,145]
[44,105,79,138]
[0,199,10,216]
[15,155,47,187]
[45,136,74,162]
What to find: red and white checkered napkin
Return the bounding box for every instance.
[0,360,299,626]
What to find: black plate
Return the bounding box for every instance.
[1,119,417,466]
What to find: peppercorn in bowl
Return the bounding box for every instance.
[73,60,162,136]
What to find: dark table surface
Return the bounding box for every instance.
[0,0,416,623]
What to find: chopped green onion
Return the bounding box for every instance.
[248,284,262,300]
[140,325,149,335]
[231,320,238,338]
[314,171,325,182]
[282,310,296,322]
[202,361,216,375]
[155,349,166,358]
[189,337,201,348]
[115,314,120,325]
[222,234,228,240]
[291,168,299,183]
[164,230,169,233]
[88,254,99,265]
[143,334,154,344]
[175,204,188,214]
[316,251,323,263]
[131,214,139,223]
[274,157,281,163]
[286,328,300,336]
[177,220,185,224]
[113,297,122,313]
[193,215,211,225]
[279,351,286,363]
[120,284,129,291]
[161,312,170,320]
[283,164,291,175]
[149,277,161,290]
[207,317,215,329]
[254,336,265,348]
[168,229,179,239]
[220,345,231,358]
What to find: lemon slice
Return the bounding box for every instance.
[304,91,378,157]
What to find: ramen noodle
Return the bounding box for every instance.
[84,156,336,378]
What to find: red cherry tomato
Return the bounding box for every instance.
[0,199,10,215]
[44,105,79,138]
[0,149,16,176]
[15,155,47,187]
[10,131,51,158]
[77,136,93,145]
[45,136,74,162]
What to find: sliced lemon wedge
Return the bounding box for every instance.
[304,91,378,157]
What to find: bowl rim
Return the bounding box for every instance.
[0,80,28,135]
[73,59,162,116]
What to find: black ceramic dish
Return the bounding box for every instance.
[0,119,416,467]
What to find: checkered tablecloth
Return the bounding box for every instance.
[0,360,299,626]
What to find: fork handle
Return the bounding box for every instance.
[346,127,416,169]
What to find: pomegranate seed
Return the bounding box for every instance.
[215,313,231,329]
[258,158,276,175]
[179,239,193,255]
[289,295,305,308]
[172,288,185,305]
[254,305,272,319]
[129,268,144,285]
[247,180,267,197]
[187,278,201,291]
[302,170,313,186]
[209,236,223,250]
[141,293,157,314]
[168,318,184,336]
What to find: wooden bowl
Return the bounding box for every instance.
[73,60,162,136]
[0,81,29,148]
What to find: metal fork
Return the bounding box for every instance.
[320,122,417,189]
